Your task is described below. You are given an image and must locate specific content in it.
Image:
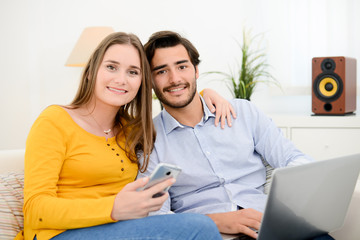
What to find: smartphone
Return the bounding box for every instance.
[139,163,182,198]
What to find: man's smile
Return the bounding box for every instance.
[164,84,188,94]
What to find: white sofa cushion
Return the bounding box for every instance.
[0,149,24,174]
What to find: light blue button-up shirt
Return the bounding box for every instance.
[138,96,313,214]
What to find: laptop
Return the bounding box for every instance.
[222,153,360,240]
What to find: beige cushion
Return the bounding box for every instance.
[261,157,273,195]
[0,172,24,240]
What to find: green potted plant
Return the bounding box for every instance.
[204,29,280,100]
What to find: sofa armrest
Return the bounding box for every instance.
[330,179,360,240]
[0,149,25,174]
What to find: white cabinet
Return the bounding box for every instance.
[269,114,360,161]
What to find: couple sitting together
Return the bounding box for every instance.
[19,30,334,240]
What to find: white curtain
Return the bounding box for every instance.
[260,0,359,94]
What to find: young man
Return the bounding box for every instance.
[139,31,330,240]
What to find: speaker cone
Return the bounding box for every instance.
[321,58,336,72]
[313,73,343,102]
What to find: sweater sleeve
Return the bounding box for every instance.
[23,108,116,230]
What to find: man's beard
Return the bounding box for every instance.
[154,82,197,109]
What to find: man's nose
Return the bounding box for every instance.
[169,70,180,84]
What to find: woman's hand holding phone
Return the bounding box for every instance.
[111,163,181,221]
[110,176,176,221]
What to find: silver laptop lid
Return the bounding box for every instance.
[258,154,360,240]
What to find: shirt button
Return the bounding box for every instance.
[220,178,225,185]
[206,151,211,155]
[121,168,124,171]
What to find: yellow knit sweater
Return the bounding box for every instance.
[20,105,138,240]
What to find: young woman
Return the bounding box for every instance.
[19,32,230,240]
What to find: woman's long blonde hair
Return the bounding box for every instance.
[70,32,155,172]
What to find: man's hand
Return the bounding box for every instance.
[207,208,262,239]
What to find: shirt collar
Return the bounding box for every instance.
[161,95,216,134]
[201,96,216,121]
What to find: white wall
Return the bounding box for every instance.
[1,0,359,150]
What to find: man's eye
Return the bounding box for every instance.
[179,65,187,70]
[107,65,116,71]
[157,70,166,75]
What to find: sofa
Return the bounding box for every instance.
[0,149,24,239]
[0,149,359,240]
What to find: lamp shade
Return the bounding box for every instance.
[65,26,114,67]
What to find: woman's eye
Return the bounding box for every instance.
[107,65,116,71]
[129,70,139,75]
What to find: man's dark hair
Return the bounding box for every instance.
[144,31,201,68]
